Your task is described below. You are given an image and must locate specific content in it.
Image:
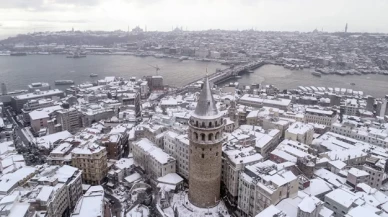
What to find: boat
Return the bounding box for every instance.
[350,83,356,86]
[10,52,27,56]
[55,80,75,85]
[37,52,50,55]
[90,73,98,77]
[235,75,242,79]
[179,56,189,61]
[311,71,322,77]
[67,52,86,58]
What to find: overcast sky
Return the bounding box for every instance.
[0,0,387,39]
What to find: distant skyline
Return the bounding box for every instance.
[1,0,388,39]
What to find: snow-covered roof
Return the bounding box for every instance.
[348,167,369,177]
[255,205,288,217]
[314,168,346,188]
[287,122,313,135]
[72,186,104,217]
[302,178,333,196]
[124,172,141,184]
[328,160,346,170]
[157,173,183,185]
[36,186,54,202]
[134,138,175,164]
[347,206,380,217]
[298,195,322,213]
[35,131,72,149]
[29,105,62,120]
[325,188,358,208]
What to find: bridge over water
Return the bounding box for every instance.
[153,61,266,101]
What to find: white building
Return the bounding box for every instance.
[331,122,388,148]
[222,146,263,204]
[239,94,291,110]
[238,160,298,217]
[305,108,337,126]
[133,138,176,179]
[285,122,314,145]
[163,131,189,179]
[346,167,369,187]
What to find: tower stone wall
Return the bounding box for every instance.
[188,76,225,208]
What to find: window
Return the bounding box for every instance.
[202,154,205,158]
[208,133,213,141]
[215,132,220,140]
[209,122,212,128]
[216,152,218,156]
[201,133,205,141]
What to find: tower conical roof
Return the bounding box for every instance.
[193,76,219,117]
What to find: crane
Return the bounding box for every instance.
[147,64,161,76]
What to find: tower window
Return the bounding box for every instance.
[201,133,205,141]
[208,133,214,141]
[201,122,206,128]
[216,152,218,156]
[209,122,212,128]
[194,132,198,140]
[215,132,220,140]
[202,154,205,158]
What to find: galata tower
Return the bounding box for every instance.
[188,76,225,208]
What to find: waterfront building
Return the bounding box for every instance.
[11,89,65,113]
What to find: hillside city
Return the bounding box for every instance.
[1,27,388,75]
[0,28,388,217]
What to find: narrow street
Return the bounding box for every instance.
[105,190,123,217]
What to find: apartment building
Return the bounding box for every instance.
[331,122,388,148]
[133,138,176,179]
[305,108,337,126]
[238,160,298,217]
[164,131,189,179]
[55,108,81,134]
[71,143,108,185]
[285,122,314,145]
[222,146,263,205]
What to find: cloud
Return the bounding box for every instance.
[10,19,90,24]
[0,0,45,9]
[0,0,102,10]
[54,0,102,6]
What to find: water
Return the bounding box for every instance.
[223,65,388,97]
[0,56,387,97]
[0,55,224,91]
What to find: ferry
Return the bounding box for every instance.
[179,56,189,61]
[66,52,86,58]
[55,80,75,85]
[90,73,98,77]
[10,52,27,56]
[311,71,322,77]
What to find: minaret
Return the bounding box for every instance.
[345,23,348,33]
[188,76,225,208]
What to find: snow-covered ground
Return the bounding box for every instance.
[162,191,231,217]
